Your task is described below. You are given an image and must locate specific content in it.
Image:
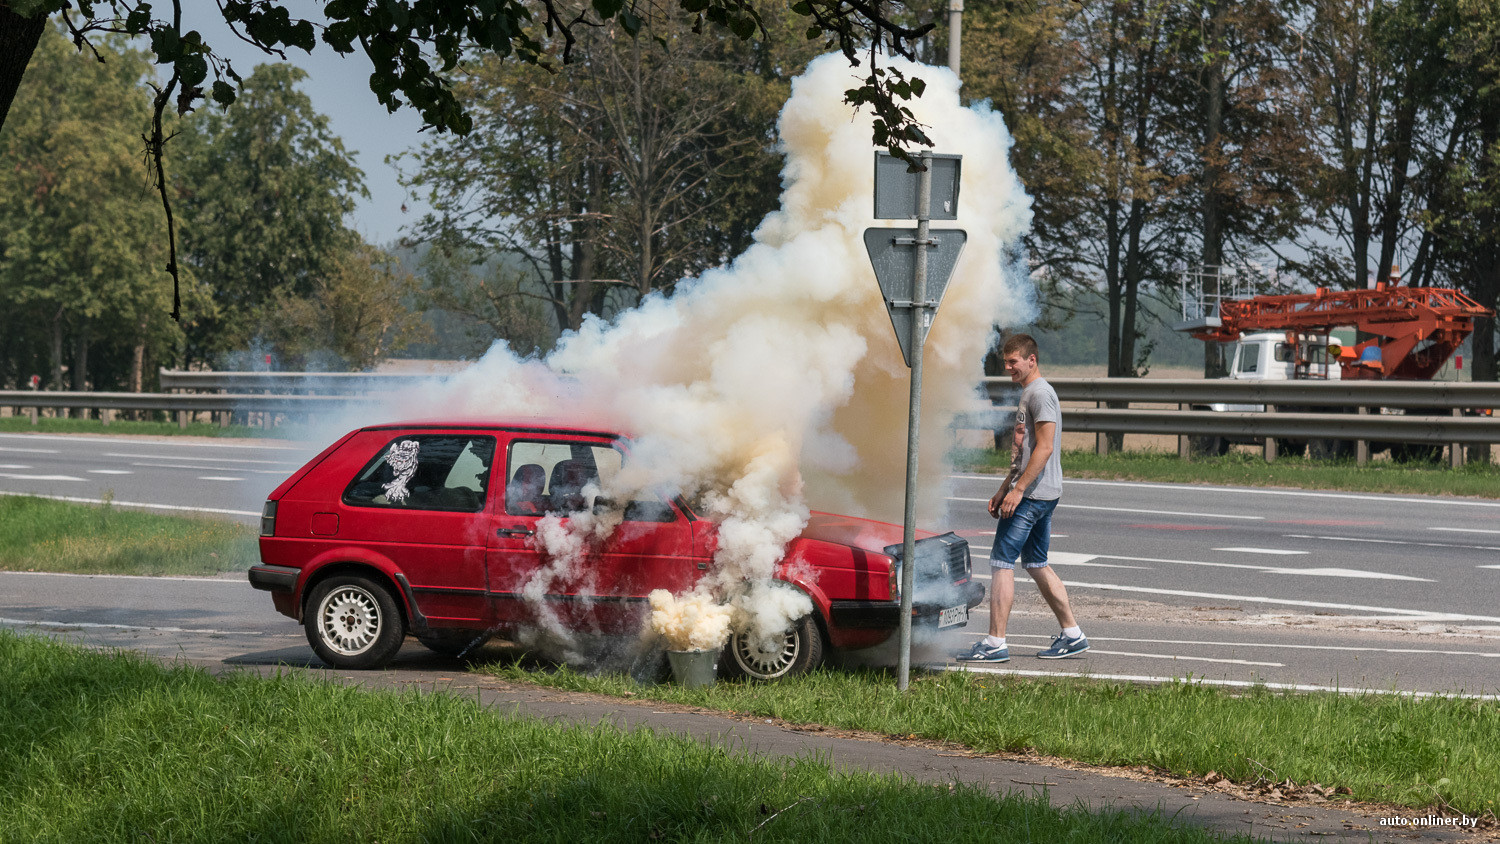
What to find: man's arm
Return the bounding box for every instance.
[997,420,1055,518]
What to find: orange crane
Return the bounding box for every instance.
[1184,277,1493,380]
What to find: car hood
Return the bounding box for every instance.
[799,511,933,555]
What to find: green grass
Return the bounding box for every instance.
[0,633,1255,843]
[0,413,279,438]
[953,446,1500,499]
[478,663,1500,819]
[0,496,256,576]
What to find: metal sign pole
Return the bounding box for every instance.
[897,152,933,692]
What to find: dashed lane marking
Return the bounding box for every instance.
[0,464,30,469]
[130,462,288,475]
[0,433,302,451]
[87,469,132,475]
[1284,533,1500,553]
[105,452,301,465]
[1213,547,1308,555]
[1053,579,1497,622]
[0,570,246,583]
[0,446,60,453]
[1091,552,1431,581]
[1431,526,1500,535]
[0,473,82,481]
[197,476,246,482]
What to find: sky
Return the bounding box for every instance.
[181,8,435,247]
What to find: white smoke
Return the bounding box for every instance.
[341,53,1035,657]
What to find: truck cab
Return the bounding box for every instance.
[1227,331,1344,382]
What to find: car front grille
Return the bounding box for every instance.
[884,532,971,583]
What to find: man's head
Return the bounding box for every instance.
[1001,334,1041,385]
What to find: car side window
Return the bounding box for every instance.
[344,435,495,512]
[505,440,674,522]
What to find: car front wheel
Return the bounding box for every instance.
[722,614,824,681]
[305,575,405,669]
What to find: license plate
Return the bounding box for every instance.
[937,604,967,629]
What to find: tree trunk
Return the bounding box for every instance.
[72,320,90,405]
[0,5,45,133]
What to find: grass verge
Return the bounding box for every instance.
[0,632,1254,843]
[0,496,256,576]
[0,414,277,438]
[477,662,1500,819]
[954,446,1500,499]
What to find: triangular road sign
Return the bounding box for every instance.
[864,228,968,367]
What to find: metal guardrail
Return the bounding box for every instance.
[158,370,435,392]
[983,377,1500,409]
[0,391,370,413]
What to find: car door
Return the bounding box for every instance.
[486,433,699,635]
[338,430,496,626]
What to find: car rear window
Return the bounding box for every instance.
[343,435,496,512]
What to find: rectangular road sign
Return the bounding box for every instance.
[864,227,969,367]
[874,153,962,220]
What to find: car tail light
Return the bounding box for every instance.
[260,500,278,537]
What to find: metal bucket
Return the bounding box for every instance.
[666,648,719,688]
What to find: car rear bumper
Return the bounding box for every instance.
[248,564,301,592]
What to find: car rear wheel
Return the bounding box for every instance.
[722,615,824,681]
[305,575,405,669]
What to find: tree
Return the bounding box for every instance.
[401,7,816,331]
[267,244,428,371]
[172,62,367,366]
[0,22,200,393]
[417,244,553,358]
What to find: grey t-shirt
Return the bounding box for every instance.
[1017,377,1063,500]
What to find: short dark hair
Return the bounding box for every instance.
[1001,333,1039,361]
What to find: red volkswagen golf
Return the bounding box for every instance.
[249,420,984,679]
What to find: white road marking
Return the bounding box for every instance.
[1284,533,1500,553]
[130,462,287,474]
[106,452,301,465]
[0,464,30,469]
[1481,565,1500,570]
[1076,649,1284,667]
[1214,547,1308,555]
[947,496,1262,520]
[0,433,302,451]
[975,632,1500,658]
[0,446,59,454]
[1263,567,1430,581]
[940,665,1500,700]
[1094,553,1429,581]
[0,570,245,583]
[197,476,245,482]
[1431,526,1500,535]
[87,469,132,475]
[0,490,258,517]
[1055,579,1498,622]
[0,473,83,481]
[0,616,264,635]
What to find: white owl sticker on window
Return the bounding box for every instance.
[382,440,421,504]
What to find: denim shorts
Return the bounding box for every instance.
[990,497,1059,570]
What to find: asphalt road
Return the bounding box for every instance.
[1,431,1498,696]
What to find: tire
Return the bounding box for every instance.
[721,614,824,681]
[415,629,489,658]
[304,574,406,669]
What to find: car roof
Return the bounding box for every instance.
[359,417,626,440]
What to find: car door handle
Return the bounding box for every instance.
[497,527,535,538]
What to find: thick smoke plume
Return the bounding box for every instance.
[352,53,1034,656]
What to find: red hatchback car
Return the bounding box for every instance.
[249,420,985,679]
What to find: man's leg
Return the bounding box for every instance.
[989,567,1015,638]
[1027,564,1077,630]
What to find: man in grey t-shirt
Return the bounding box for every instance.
[957,333,1088,662]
